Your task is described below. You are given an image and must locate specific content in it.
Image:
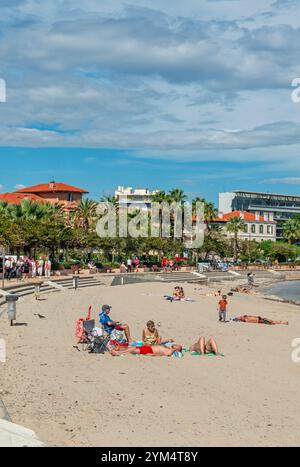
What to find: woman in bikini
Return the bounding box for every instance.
[142,321,174,346]
[142,320,161,345]
[189,336,219,355]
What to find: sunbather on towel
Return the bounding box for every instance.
[99,304,133,342]
[189,336,219,355]
[142,320,174,346]
[109,343,183,357]
[232,315,288,325]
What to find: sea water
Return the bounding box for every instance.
[265,281,300,302]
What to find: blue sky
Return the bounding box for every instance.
[1,0,300,205]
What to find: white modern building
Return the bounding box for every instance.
[115,186,159,211]
[219,190,300,239]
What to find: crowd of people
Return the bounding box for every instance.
[98,304,220,358]
[77,282,289,359]
[3,256,52,281]
[120,257,141,273]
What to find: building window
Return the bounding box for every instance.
[251,225,256,234]
[68,193,74,202]
[259,225,264,234]
[244,224,248,233]
[267,225,273,235]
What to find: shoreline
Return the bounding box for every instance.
[258,279,300,307]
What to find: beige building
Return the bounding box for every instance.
[215,211,277,243]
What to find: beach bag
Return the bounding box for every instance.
[91,327,103,337]
[110,328,125,342]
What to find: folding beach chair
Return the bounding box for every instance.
[80,319,95,351]
[89,328,110,354]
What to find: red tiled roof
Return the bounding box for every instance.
[14,182,89,194]
[218,211,275,223]
[0,193,46,205]
[192,210,276,223]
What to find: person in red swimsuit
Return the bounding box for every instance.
[109,343,182,357]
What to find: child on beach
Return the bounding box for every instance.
[218,295,228,322]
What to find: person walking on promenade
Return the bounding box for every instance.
[45,259,52,278]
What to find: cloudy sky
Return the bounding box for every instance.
[1,0,300,202]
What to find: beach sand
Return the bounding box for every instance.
[1,280,300,447]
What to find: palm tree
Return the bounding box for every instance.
[168,189,187,241]
[204,202,218,229]
[0,201,8,217]
[42,202,66,224]
[101,195,118,208]
[152,190,170,238]
[192,198,218,229]
[226,216,245,263]
[74,198,98,232]
[283,218,300,244]
[169,188,186,204]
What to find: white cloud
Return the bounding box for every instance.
[264,177,300,185]
[0,0,300,172]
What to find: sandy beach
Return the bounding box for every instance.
[1,279,300,447]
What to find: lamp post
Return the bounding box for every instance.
[34,280,43,301]
[73,275,79,291]
[6,294,19,326]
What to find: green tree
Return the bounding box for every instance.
[226,216,245,263]
[283,218,300,244]
[73,198,98,232]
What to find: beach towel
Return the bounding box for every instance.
[129,341,143,347]
[182,348,224,357]
[172,351,183,358]
[191,352,225,357]
[164,295,196,303]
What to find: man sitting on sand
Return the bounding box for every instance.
[99,304,133,342]
[189,336,219,355]
[109,343,183,357]
[232,315,288,325]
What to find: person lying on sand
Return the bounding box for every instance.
[142,320,174,346]
[164,287,181,302]
[109,343,183,357]
[178,287,185,299]
[206,290,222,297]
[99,304,133,342]
[189,336,219,355]
[232,315,288,325]
[173,286,181,300]
[231,287,250,294]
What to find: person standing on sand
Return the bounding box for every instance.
[218,295,228,322]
